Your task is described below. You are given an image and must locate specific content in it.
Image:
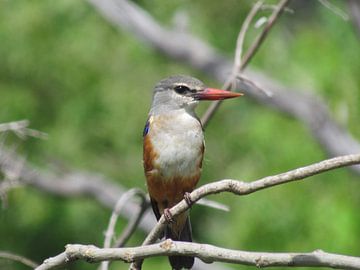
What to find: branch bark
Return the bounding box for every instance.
[35,242,360,270]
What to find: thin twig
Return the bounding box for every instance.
[0,120,29,133]
[114,195,148,247]
[0,251,38,268]
[236,74,273,97]
[201,0,290,128]
[0,120,47,140]
[36,242,360,270]
[100,188,147,270]
[318,0,349,21]
[223,0,264,90]
[196,198,229,212]
[0,147,25,208]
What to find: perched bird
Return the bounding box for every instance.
[143,75,242,269]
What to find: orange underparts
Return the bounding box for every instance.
[143,135,200,210]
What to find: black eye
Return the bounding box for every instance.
[174,85,190,95]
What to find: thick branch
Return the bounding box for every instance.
[88,0,360,174]
[36,242,360,270]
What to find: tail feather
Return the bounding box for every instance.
[166,217,194,270]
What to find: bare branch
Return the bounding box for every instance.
[201,0,290,127]
[36,242,360,270]
[35,252,67,270]
[101,188,147,270]
[348,0,360,35]
[114,192,148,248]
[0,251,38,268]
[235,74,273,97]
[0,120,47,140]
[87,0,360,174]
[225,0,264,90]
[318,0,349,21]
[141,153,360,247]
[196,198,229,212]
[241,0,290,71]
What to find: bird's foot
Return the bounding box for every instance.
[184,192,193,207]
[163,208,174,223]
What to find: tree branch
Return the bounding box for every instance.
[0,120,47,140]
[0,147,156,233]
[101,188,147,270]
[35,241,360,270]
[140,153,360,248]
[201,0,289,127]
[0,251,38,268]
[348,0,360,35]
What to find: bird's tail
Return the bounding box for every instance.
[165,216,194,270]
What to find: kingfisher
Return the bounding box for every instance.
[143,75,242,269]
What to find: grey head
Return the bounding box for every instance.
[149,75,206,115]
[149,75,243,115]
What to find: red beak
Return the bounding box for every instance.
[195,88,243,100]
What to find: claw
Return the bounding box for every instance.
[163,208,174,223]
[184,192,193,206]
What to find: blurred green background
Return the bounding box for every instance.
[0,0,359,269]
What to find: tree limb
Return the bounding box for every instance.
[35,242,360,270]
[140,153,360,248]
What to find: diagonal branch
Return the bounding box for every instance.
[0,251,38,268]
[127,153,360,270]
[141,153,360,246]
[101,188,147,270]
[36,241,360,270]
[201,0,289,127]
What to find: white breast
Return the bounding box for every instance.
[149,110,204,180]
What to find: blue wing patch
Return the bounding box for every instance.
[143,120,150,137]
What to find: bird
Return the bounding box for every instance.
[143,75,242,269]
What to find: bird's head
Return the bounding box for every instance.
[150,75,242,115]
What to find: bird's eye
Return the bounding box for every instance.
[174,85,190,95]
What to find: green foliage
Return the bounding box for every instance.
[0,1,359,269]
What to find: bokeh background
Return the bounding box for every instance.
[1,0,359,269]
